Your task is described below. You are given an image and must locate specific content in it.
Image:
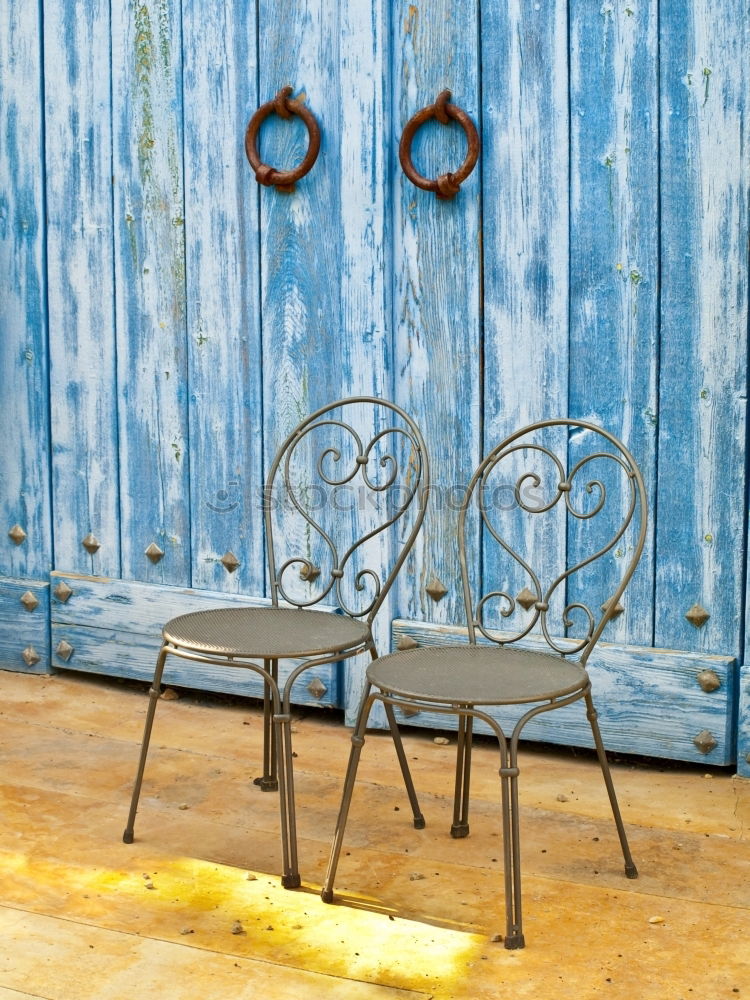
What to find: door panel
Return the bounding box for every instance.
[568,0,659,649]
[394,0,482,625]
[112,0,191,586]
[1,0,748,769]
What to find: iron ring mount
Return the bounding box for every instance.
[399,90,480,200]
[245,87,321,193]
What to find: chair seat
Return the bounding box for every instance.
[163,606,370,659]
[368,643,588,706]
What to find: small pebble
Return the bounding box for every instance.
[556,794,569,802]
[409,872,425,881]
[160,688,180,701]
[231,921,245,935]
[648,915,665,925]
[144,881,155,890]
[490,934,503,943]
[178,803,189,810]
[246,873,257,881]
[179,928,194,936]
[433,737,450,745]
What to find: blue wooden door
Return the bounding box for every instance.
[1,0,748,771]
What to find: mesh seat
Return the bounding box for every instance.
[321,418,647,950]
[369,644,588,706]
[123,397,429,889]
[163,607,370,659]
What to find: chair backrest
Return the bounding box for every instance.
[458,419,647,665]
[264,397,429,623]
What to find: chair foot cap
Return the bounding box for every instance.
[413,815,426,830]
[254,776,279,792]
[450,822,470,839]
[321,888,334,904]
[122,830,134,844]
[504,934,525,950]
[625,863,638,879]
[281,873,301,889]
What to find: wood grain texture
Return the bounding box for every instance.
[44,0,120,579]
[391,620,737,765]
[0,1,52,580]
[655,0,749,656]
[393,0,482,626]
[111,0,190,586]
[182,0,264,596]
[0,579,50,675]
[568,1,659,647]
[480,0,569,631]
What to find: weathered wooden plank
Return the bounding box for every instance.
[49,572,274,635]
[567,0,659,647]
[0,579,50,675]
[393,0,481,626]
[337,0,394,722]
[257,4,396,723]
[479,0,569,636]
[44,0,120,579]
[48,573,342,708]
[50,623,340,709]
[111,0,190,586]
[391,620,736,765]
[655,0,749,655]
[737,665,750,778]
[181,0,264,596]
[0,1,52,581]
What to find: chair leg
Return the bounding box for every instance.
[123,646,168,844]
[369,648,424,829]
[254,658,279,792]
[499,747,525,949]
[383,701,425,829]
[275,711,301,888]
[585,691,638,879]
[451,711,473,838]
[320,693,374,903]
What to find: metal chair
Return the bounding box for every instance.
[123,397,429,888]
[321,418,647,948]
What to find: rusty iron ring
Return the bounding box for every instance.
[399,90,480,200]
[245,87,321,193]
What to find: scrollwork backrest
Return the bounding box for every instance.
[264,397,429,623]
[459,419,647,664]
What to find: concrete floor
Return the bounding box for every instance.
[0,669,748,1000]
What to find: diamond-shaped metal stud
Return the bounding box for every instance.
[425,576,448,602]
[693,729,717,754]
[696,669,721,693]
[81,533,101,554]
[685,603,710,628]
[22,646,40,667]
[516,587,537,611]
[299,562,320,582]
[20,590,39,612]
[145,542,165,564]
[8,524,26,545]
[307,677,328,699]
[56,639,74,662]
[53,581,73,603]
[601,597,625,618]
[221,551,240,573]
[397,634,419,651]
